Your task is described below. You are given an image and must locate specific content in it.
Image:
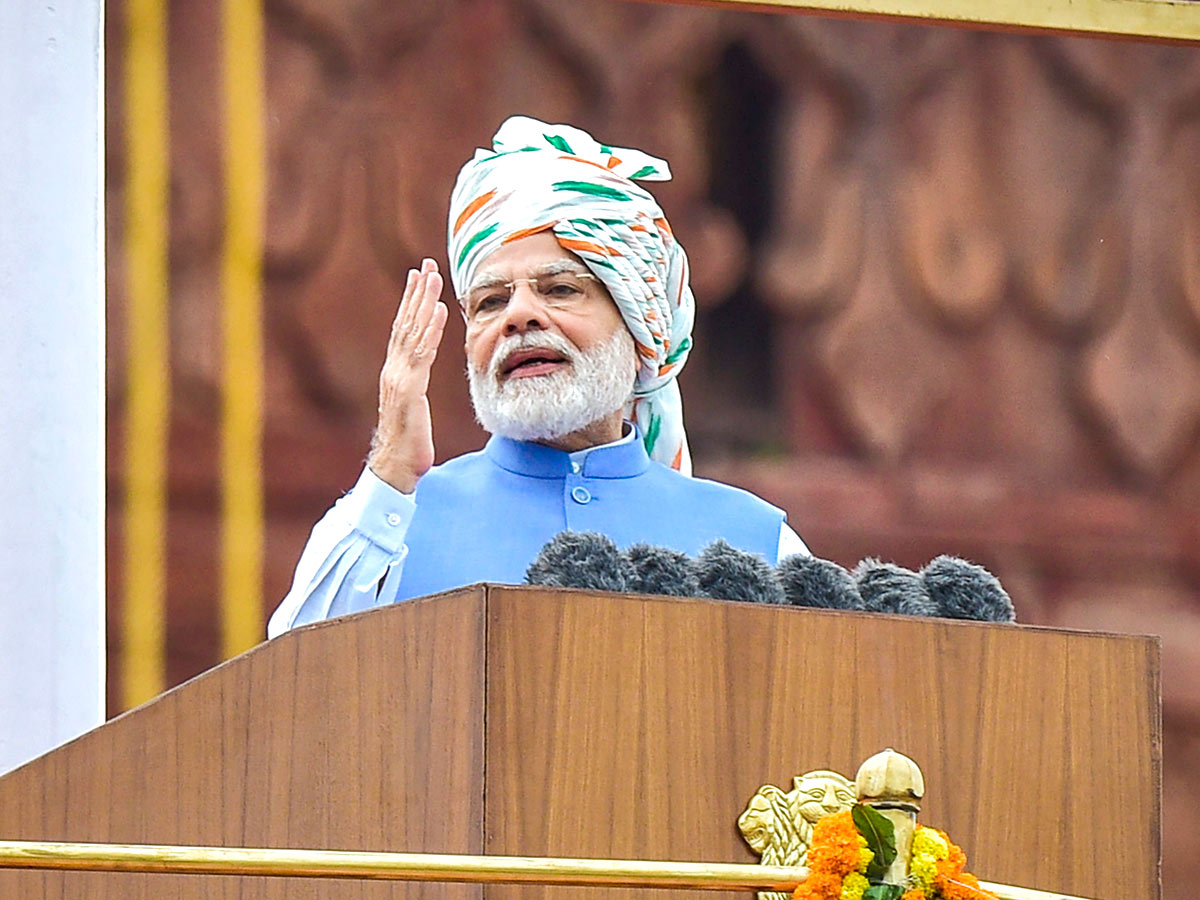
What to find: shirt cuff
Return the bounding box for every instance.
[332,466,416,554]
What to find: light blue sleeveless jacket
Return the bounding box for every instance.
[397,433,785,601]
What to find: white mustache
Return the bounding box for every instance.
[487,332,578,381]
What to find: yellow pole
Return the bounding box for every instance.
[219,0,267,658]
[121,0,170,709]
[0,841,1097,899]
[0,841,803,888]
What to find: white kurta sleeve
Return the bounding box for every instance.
[266,467,414,638]
[776,521,810,562]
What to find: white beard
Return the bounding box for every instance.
[468,328,638,443]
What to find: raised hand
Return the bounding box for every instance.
[367,258,449,493]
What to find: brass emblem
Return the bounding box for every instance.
[738,770,855,900]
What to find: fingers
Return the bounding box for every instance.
[390,268,420,352]
[410,300,448,393]
[407,265,445,362]
[390,258,443,354]
[381,258,447,409]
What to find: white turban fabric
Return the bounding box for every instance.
[447,115,696,475]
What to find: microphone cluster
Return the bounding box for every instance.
[525,533,1016,623]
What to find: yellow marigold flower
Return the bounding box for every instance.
[857,845,874,873]
[912,827,948,861]
[909,851,938,887]
[839,872,869,900]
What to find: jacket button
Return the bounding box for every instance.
[570,486,591,504]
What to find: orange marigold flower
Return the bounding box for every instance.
[900,890,926,900]
[806,811,863,878]
[932,830,967,879]
[936,871,997,900]
[794,871,843,900]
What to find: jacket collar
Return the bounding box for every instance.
[484,427,651,479]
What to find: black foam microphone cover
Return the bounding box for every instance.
[777,554,864,610]
[854,558,936,616]
[624,543,701,597]
[525,531,632,592]
[695,540,785,605]
[922,555,1016,622]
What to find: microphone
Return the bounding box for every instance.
[624,543,701,597]
[922,555,1016,622]
[854,558,936,616]
[525,531,632,592]
[525,535,1016,623]
[696,540,785,605]
[778,554,864,610]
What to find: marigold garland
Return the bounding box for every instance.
[794,813,997,900]
[794,811,872,900]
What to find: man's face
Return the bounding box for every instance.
[461,229,628,375]
[461,230,638,444]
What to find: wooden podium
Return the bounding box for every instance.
[0,585,1160,899]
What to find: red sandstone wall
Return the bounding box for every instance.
[104,1,1200,895]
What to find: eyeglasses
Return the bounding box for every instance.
[459,271,601,325]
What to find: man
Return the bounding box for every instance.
[268,117,807,638]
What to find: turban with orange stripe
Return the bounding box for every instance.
[447,116,696,475]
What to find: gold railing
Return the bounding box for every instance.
[0,841,1094,900]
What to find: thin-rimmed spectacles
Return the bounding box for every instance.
[459,272,601,325]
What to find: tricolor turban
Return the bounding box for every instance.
[447,115,697,475]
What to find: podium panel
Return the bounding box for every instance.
[0,586,1160,899]
[483,587,1159,900]
[0,588,488,899]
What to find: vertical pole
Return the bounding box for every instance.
[220,0,266,657]
[0,1,106,771]
[121,0,170,709]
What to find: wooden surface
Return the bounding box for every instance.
[483,586,1160,900]
[0,586,1159,899]
[0,588,487,899]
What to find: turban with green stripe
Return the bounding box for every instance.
[447,116,696,475]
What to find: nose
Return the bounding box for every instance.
[502,281,548,336]
[821,787,840,812]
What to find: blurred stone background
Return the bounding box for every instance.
[104,0,1200,895]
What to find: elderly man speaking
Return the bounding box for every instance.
[268,116,808,637]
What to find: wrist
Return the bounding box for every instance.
[367,443,422,494]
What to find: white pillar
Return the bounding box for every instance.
[0,1,105,773]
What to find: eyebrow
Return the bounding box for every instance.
[466,259,591,294]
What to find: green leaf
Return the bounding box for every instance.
[852,804,897,881]
[862,884,904,900]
